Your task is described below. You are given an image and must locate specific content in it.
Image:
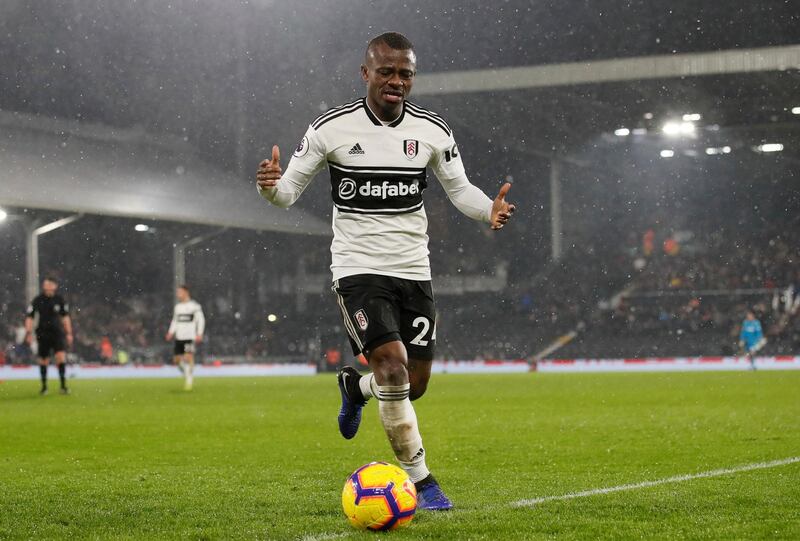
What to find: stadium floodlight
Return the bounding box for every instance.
[682,113,702,121]
[662,121,695,136]
[134,224,150,232]
[705,146,732,155]
[643,112,654,119]
[0,208,7,222]
[267,314,278,322]
[660,149,675,158]
[792,107,800,115]
[756,143,784,153]
[614,128,630,137]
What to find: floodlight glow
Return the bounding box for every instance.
[792,107,800,115]
[682,113,701,121]
[614,128,630,137]
[0,208,7,222]
[267,314,278,322]
[757,143,783,153]
[632,128,648,135]
[660,150,675,158]
[134,224,150,232]
[722,146,731,154]
[643,112,654,119]
[663,121,695,136]
[705,146,732,155]
[662,122,680,135]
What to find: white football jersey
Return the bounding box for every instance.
[168,300,205,341]
[259,97,493,281]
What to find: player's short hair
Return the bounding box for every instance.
[178,284,190,293]
[42,276,58,284]
[366,32,414,56]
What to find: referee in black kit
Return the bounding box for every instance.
[24,277,74,395]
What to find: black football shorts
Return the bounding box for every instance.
[36,331,66,359]
[331,274,436,361]
[174,340,195,355]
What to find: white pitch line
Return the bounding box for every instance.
[512,456,800,508]
[303,457,800,537]
[298,532,347,541]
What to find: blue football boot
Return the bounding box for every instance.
[416,476,453,511]
[337,366,367,439]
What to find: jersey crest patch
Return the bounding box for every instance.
[353,309,369,331]
[403,139,419,160]
[294,136,309,157]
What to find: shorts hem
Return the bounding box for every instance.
[363,332,403,357]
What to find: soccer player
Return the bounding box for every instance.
[24,277,73,395]
[256,32,515,510]
[165,285,205,391]
[738,310,766,371]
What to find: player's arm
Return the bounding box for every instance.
[195,306,205,343]
[431,133,515,230]
[59,300,73,347]
[256,126,326,208]
[62,315,74,347]
[166,309,177,341]
[24,303,35,344]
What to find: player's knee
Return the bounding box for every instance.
[409,380,428,401]
[369,344,408,386]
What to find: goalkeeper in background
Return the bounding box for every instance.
[738,310,766,371]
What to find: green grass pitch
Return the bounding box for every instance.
[1,371,798,540]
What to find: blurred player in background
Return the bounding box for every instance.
[25,277,73,395]
[165,285,205,391]
[738,310,766,371]
[256,32,515,510]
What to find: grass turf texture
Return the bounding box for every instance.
[1,372,798,540]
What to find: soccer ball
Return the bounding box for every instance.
[342,462,417,531]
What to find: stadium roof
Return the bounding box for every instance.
[413,45,800,163]
[0,111,330,235]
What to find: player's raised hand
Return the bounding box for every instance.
[256,145,282,189]
[490,182,516,230]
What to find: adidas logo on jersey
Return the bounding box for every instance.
[348,143,365,155]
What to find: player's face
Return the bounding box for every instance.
[42,280,57,296]
[361,43,416,120]
[176,288,189,302]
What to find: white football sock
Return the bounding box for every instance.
[377,383,430,483]
[359,373,376,400]
[186,363,193,386]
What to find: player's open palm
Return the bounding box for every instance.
[490,182,516,230]
[256,145,282,189]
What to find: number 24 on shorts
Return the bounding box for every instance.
[410,316,435,346]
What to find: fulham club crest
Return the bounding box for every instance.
[403,139,419,160]
[353,309,369,331]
